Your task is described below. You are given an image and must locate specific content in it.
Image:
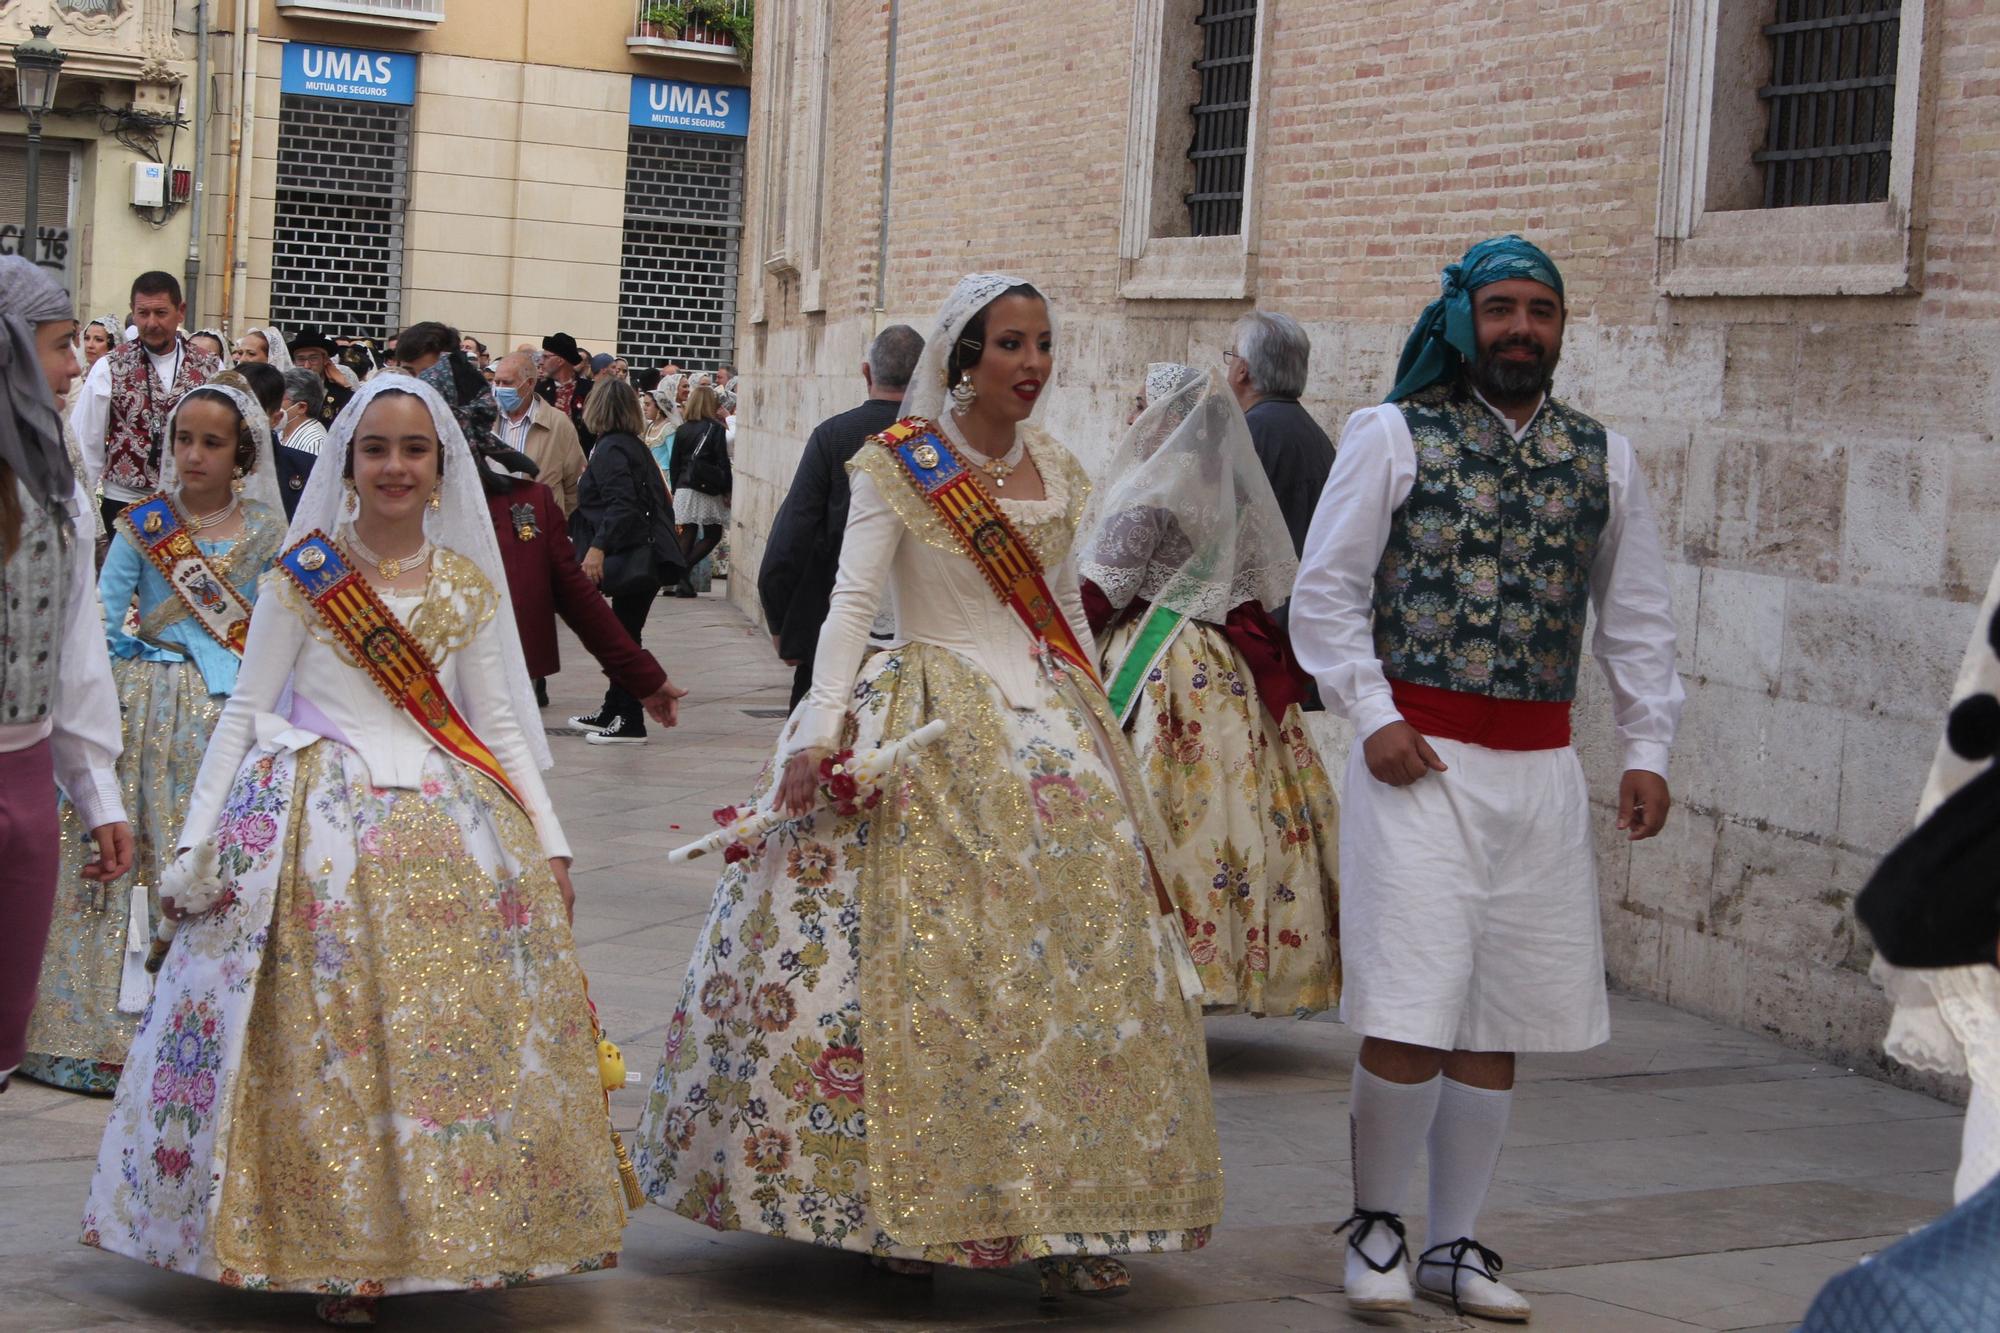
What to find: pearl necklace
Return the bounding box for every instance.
[185,495,239,532]
[962,433,1028,488]
[344,527,433,581]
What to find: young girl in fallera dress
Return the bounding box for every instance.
[81,378,625,1326]
[22,385,284,1092]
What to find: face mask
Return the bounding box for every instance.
[493,386,523,413]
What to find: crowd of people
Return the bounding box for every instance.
[0,238,1987,1328]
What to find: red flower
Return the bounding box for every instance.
[723,841,752,865]
[956,1236,1020,1268]
[810,1044,865,1106]
[712,805,741,828]
[152,1144,193,1181]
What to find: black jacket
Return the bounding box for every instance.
[273,443,317,521]
[758,397,902,661]
[572,430,671,561]
[538,375,595,454]
[1244,397,1336,558]
[668,419,731,497]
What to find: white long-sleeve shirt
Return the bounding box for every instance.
[74,345,183,502]
[1290,393,1684,777]
[0,481,126,830]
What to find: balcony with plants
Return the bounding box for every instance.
[274,0,445,28]
[630,1,753,69]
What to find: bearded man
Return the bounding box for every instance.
[1290,236,1684,1322]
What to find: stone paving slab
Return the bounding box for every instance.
[0,589,1963,1330]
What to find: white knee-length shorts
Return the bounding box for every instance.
[1337,735,1610,1054]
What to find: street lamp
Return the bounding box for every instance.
[12,25,65,266]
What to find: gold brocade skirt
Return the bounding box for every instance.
[24,656,221,1090]
[632,642,1223,1266]
[82,741,625,1295]
[1104,617,1342,1016]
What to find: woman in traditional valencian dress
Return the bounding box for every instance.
[81,378,625,1326]
[632,274,1223,1298]
[1078,364,1341,1016]
[21,385,284,1093]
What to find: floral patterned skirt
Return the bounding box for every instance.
[81,740,626,1295]
[631,642,1223,1268]
[1106,618,1341,1017]
[23,657,222,1092]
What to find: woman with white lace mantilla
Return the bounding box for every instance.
[1078,364,1341,1018]
[631,274,1223,1299]
[80,378,625,1326]
[22,385,285,1094]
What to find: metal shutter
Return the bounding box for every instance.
[616,127,744,368]
[0,142,73,230]
[270,94,410,339]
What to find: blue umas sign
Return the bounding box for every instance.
[630,78,749,137]
[281,43,417,106]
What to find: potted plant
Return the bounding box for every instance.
[683,0,755,64]
[638,4,679,39]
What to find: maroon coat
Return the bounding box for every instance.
[487,477,667,697]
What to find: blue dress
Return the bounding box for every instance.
[22,500,284,1092]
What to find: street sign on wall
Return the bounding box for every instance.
[629,78,748,138]
[281,43,417,106]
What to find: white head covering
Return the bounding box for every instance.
[287,375,552,770]
[251,325,293,373]
[903,272,1046,425]
[158,382,286,519]
[1078,365,1297,623]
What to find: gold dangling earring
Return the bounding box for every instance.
[341,477,359,522]
[428,485,442,513]
[949,370,978,414]
[232,465,245,496]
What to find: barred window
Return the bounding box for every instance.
[1186,0,1257,236]
[269,95,410,341]
[1756,1,1900,208]
[617,127,745,368]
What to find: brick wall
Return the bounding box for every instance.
[730,0,1998,1088]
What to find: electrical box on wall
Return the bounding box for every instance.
[170,168,192,204]
[131,162,165,208]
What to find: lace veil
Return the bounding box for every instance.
[902,272,1051,426]
[1077,364,1297,624]
[286,375,553,771]
[253,326,294,374]
[157,382,286,518]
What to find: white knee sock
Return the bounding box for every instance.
[1348,1064,1442,1270]
[1425,1076,1513,1253]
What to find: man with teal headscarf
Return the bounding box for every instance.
[1289,237,1685,1321]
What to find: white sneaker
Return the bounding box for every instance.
[1416,1239,1531,1323]
[1338,1211,1413,1314]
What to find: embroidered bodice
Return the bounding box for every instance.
[786,425,1097,758]
[101,500,283,696]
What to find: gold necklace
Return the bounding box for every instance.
[961,433,1028,488]
[344,527,432,581]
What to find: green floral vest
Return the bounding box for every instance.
[1372,381,1611,701]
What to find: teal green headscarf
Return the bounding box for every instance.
[1385,235,1565,403]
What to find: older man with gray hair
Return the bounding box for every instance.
[759,323,925,707]
[1226,310,1336,558]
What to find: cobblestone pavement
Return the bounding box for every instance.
[0,590,1964,1330]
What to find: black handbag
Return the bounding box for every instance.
[681,422,732,497]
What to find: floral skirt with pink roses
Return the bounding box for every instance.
[81,739,626,1296]
[1103,617,1341,1017]
[631,641,1224,1269]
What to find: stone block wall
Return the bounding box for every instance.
[729,0,1998,1085]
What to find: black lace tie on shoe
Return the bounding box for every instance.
[1418,1237,1505,1315]
[1335,1209,1409,1274]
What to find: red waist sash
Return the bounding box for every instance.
[1389,678,1572,752]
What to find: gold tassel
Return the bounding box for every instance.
[581,974,647,1212]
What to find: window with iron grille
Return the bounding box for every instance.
[1756,1,1900,208]
[617,127,745,368]
[270,95,410,341]
[1186,0,1257,236]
